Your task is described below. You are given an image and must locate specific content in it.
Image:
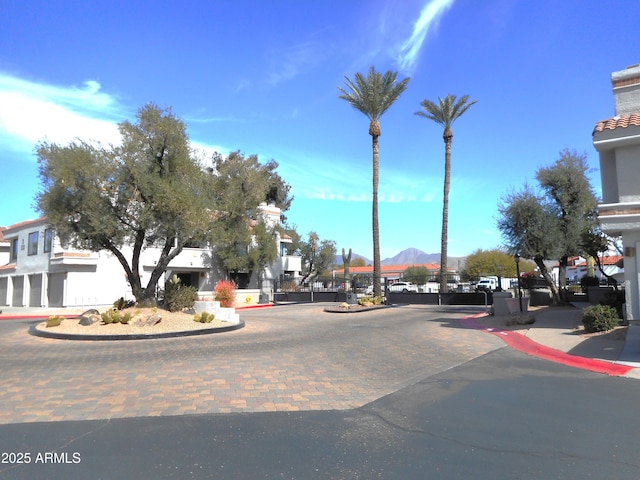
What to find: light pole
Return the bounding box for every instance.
[515,254,523,312]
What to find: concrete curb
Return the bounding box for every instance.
[462,314,634,377]
[28,319,245,341]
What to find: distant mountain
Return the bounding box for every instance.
[382,248,438,266]
[334,248,464,269]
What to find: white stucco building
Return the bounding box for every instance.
[0,204,301,308]
[593,63,640,320]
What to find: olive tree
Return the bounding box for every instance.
[498,149,599,304]
[36,104,213,305]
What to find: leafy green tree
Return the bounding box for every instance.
[415,94,477,294]
[248,220,279,290]
[280,226,302,256]
[498,150,599,304]
[297,232,337,284]
[36,104,213,305]
[404,265,431,284]
[339,66,410,297]
[350,257,366,268]
[536,150,599,296]
[208,151,292,287]
[462,249,536,280]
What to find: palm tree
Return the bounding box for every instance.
[339,66,410,297]
[415,94,477,294]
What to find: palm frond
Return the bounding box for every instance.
[415,94,477,128]
[338,66,410,122]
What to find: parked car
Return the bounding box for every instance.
[475,278,498,292]
[388,281,418,293]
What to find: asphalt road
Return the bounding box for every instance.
[1,304,640,479]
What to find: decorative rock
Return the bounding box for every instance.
[78,309,101,326]
[132,314,162,327]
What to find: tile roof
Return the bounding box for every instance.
[334,263,447,274]
[593,113,640,133]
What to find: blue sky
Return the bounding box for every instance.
[1,0,638,259]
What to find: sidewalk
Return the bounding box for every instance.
[474,302,640,379]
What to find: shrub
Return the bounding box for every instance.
[194,311,215,323]
[215,280,236,308]
[164,275,198,312]
[582,304,619,333]
[46,315,64,327]
[358,297,373,307]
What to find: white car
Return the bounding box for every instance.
[388,282,418,293]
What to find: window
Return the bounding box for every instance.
[44,228,53,253]
[28,231,39,256]
[10,239,18,262]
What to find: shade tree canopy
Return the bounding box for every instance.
[461,248,536,281]
[498,149,599,304]
[36,104,293,304]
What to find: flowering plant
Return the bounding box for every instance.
[215,280,236,308]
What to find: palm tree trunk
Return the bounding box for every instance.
[372,134,381,297]
[440,131,452,293]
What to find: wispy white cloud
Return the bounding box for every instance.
[266,39,324,88]
[0,73,125,154]
[397,0,455,74]
[0,72,236,166]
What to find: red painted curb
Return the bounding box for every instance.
[462,315,634,377]
[236,303,274,310]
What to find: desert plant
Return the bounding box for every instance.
[113,297,135,310]
[164,275,198,312]
[358,297,373,307]
[215,280,236,308]
[194,311,215,323]
[100,309,132,324]
[46,315,64,327]
[582,304,619,333]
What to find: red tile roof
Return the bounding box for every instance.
[334,263,447,275]
[593,113,640,133]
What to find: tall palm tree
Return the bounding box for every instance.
[339,66,410,297]
[415,94,477,294]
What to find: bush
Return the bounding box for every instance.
[164,275,198,312]
[215,280,236,308]
[582,304,620,333]
[358,296,383,307]
[358,297,373,307]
